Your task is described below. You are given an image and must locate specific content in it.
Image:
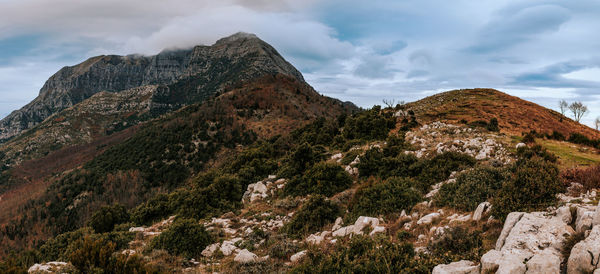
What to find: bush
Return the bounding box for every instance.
[487,118,499,132]
[561,164,600,191]
[427,227,483,262]
[283,195,341,238]
[342,107,395,141]
[349,177,421,219]
[413,152,476,193]
[357,148,419,179]
[435,167,507,211]
[491,156,563,220]
[88,204,130,233]
[356,148,384,178]
[279,143,326,178]
[131,194,171,226]
[149,218,213,258]
[285,162,353,197]
[516,145,557,163]
[69,236,155,273]
[290,235,439,273]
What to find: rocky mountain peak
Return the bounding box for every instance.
[0,33,303,141]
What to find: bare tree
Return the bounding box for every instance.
[382,99,396,108]
[569,101,588,122]
[559,100,568,116]
[596,117,600,130]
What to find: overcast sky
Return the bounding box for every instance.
[1,0,600,127]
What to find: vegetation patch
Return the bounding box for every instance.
[349,177,421,219]
[285,162,353,197]
[149,218,213,258]
[435,167,508,211]
[283,195,341,238]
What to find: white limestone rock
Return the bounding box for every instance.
[28,262,68,273]
[417,212,441,225]
[234,249,258,263]
[432,260,479,274]
[201,243,220,257]
[290,250,307,263]
[473,202,491,221]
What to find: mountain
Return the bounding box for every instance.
[0,34,356,259]
[0,32,304,141]
[405,88,600,139]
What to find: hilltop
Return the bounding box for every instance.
[405,88,600,139]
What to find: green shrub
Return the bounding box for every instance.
[283,195,341,238]
[38,227,133,263]
[413,152,476,193]
[69,236,155,273]
[279,143,326,178]
[435,167,507,211]
[131,193,171,226]
[427,226,483,262]
[383,134,408,157]
[357,147,420,179]
[88,204,130,233]
[349,177,421,219]
[149,218,213,258]
[487,118,499,132]
[516,144,557,163]
[491,156,563,220]
[290,235,439,273]
[284,162,353,197]
[356,147,384,178]
[342,106,395,141]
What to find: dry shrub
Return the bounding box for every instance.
[562,164,600,192]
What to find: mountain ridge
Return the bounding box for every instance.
[0,32,304,141]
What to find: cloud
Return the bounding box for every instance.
[467,4,571,53]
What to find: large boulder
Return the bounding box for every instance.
[432,260,479,274]
[234,249,258,263]
[567,226,600,274]
[482,209,574,274]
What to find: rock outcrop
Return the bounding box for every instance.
[0,32,305,141]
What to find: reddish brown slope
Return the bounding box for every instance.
[406,89,600,139]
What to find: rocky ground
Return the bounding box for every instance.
[26,122,600,273]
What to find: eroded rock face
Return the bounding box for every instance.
[0,32,305,141]
[567,226,600,274]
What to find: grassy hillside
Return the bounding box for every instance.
[405,88,600,139]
